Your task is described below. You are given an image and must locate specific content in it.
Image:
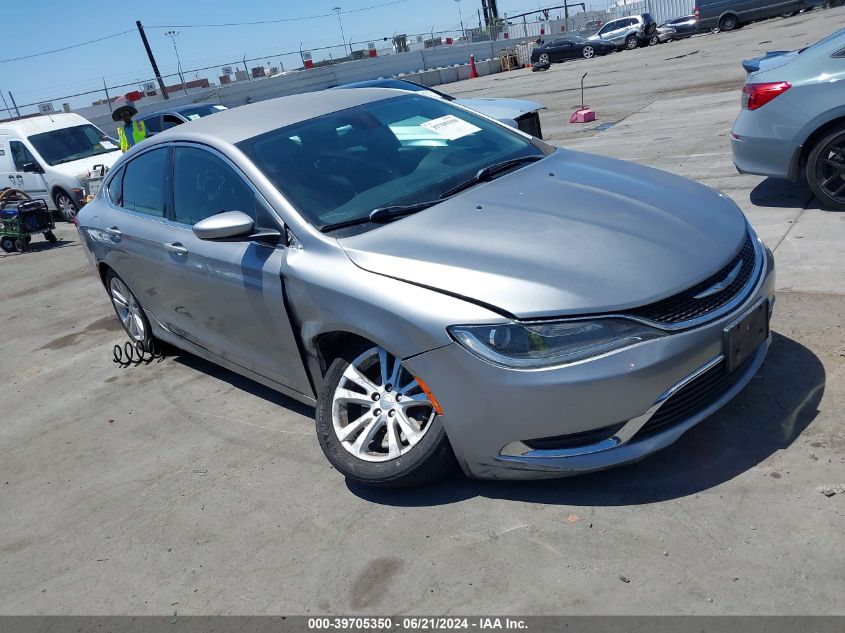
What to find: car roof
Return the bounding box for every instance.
[140,103,222,118]
[150,88,407,144]
[0,113,89,135]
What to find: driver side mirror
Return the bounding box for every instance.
[193,210,254,240]
[22,162,44,174]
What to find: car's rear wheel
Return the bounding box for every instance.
[106,270,153,349]
[582,45,595,58]
[807,127,845,211]
[625,34,638,49]
[719,14,738,31]
[316,345,457,487]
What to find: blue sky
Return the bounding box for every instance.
[1,0,590,112]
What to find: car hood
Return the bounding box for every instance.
[51,149,121,179]
[339,151,748,319]
[742,50,797,73]
[453,97,543,121]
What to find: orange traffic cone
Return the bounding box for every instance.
[469,54,479,79]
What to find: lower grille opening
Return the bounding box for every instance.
[524,422,625,451]
[636,354,756,438]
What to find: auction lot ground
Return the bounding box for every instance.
[2,8,844,615]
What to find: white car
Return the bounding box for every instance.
[0,113,121,220]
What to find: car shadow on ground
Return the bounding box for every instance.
[0,239,75,256]
[169,351,316,419]
[348,332,825,507]
[750,177,820,210]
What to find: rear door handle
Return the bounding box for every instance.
[164,242,188,255]
[8,175,16,185]
[106,226,122,238]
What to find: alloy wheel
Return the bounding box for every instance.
[815,139,845,204]
[56,193,77,221]
[109,276,147,342]
[582,46,595,58]
[331,347,436,462]
[625,36,638,49]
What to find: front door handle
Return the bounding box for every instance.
[16,175,24,186]
[164,242,188,255]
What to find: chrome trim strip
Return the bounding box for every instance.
[499,354,725,459]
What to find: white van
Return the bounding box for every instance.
[0,113,122,221]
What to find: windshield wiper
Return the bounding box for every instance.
[440,155,543,198]
[319,200,441,233]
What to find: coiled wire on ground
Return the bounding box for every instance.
[112,339,164,366]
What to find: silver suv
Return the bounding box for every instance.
[588,14,657,50]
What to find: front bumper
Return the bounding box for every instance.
[404,245,775,480]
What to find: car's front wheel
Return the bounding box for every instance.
[807,126,845,211]
[537,52,550,64]
[53,190,78,222]
[316,345,457,487]
[582,45,595,58]
[649,34,660,46]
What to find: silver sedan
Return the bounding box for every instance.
[77,88,775,487]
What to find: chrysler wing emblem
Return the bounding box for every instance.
[693,261,742,299]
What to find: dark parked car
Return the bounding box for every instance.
[139,103,228,136]
[660,15,700,38]
[530,36,616,63]
[695,0,808,32]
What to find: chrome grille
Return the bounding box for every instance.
[624,232,758,327]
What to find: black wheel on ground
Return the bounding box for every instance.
[44,230,58,243]
[582,45,595,58]
[781,10,798,16]
[719,14,738,31]
[104,269,155,350]
[0,236,15,253]
[53,190,79,222]
[14,238,27,252]
[316,345,458,488]
[649,34,660,46]
[625,34,638,49]
[807,126,845,211]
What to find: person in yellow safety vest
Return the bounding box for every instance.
[114,105,147,152]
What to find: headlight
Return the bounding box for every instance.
[449,319,667,369]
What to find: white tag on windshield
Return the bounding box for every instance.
[420,115,481,140]
[100,140,117,149]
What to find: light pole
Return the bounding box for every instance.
[455,0,466,41]
[164,30,189,95]
[332,7,350,58]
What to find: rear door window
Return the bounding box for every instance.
[121,148,168,217]
[107,166,125,205]
[142,116,162,134]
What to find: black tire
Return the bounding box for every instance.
[625,34,638,50]
[53,190,78,222]
[582,45,595,59]
[44,230,58,243]
[14,238,27,253]
[719,14,738,31]
[807,126,845,211]
[104,269,155,350]
[0,236,15,253]
[649,34,660,46]
[781,10,798,17]
[315,347,458,488]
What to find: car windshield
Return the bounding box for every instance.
[28,124,118,166]
[176,104,228,120]
[237,94,548,231]
[797,27,845,54]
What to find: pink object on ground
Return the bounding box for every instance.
[570,108,596,123]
